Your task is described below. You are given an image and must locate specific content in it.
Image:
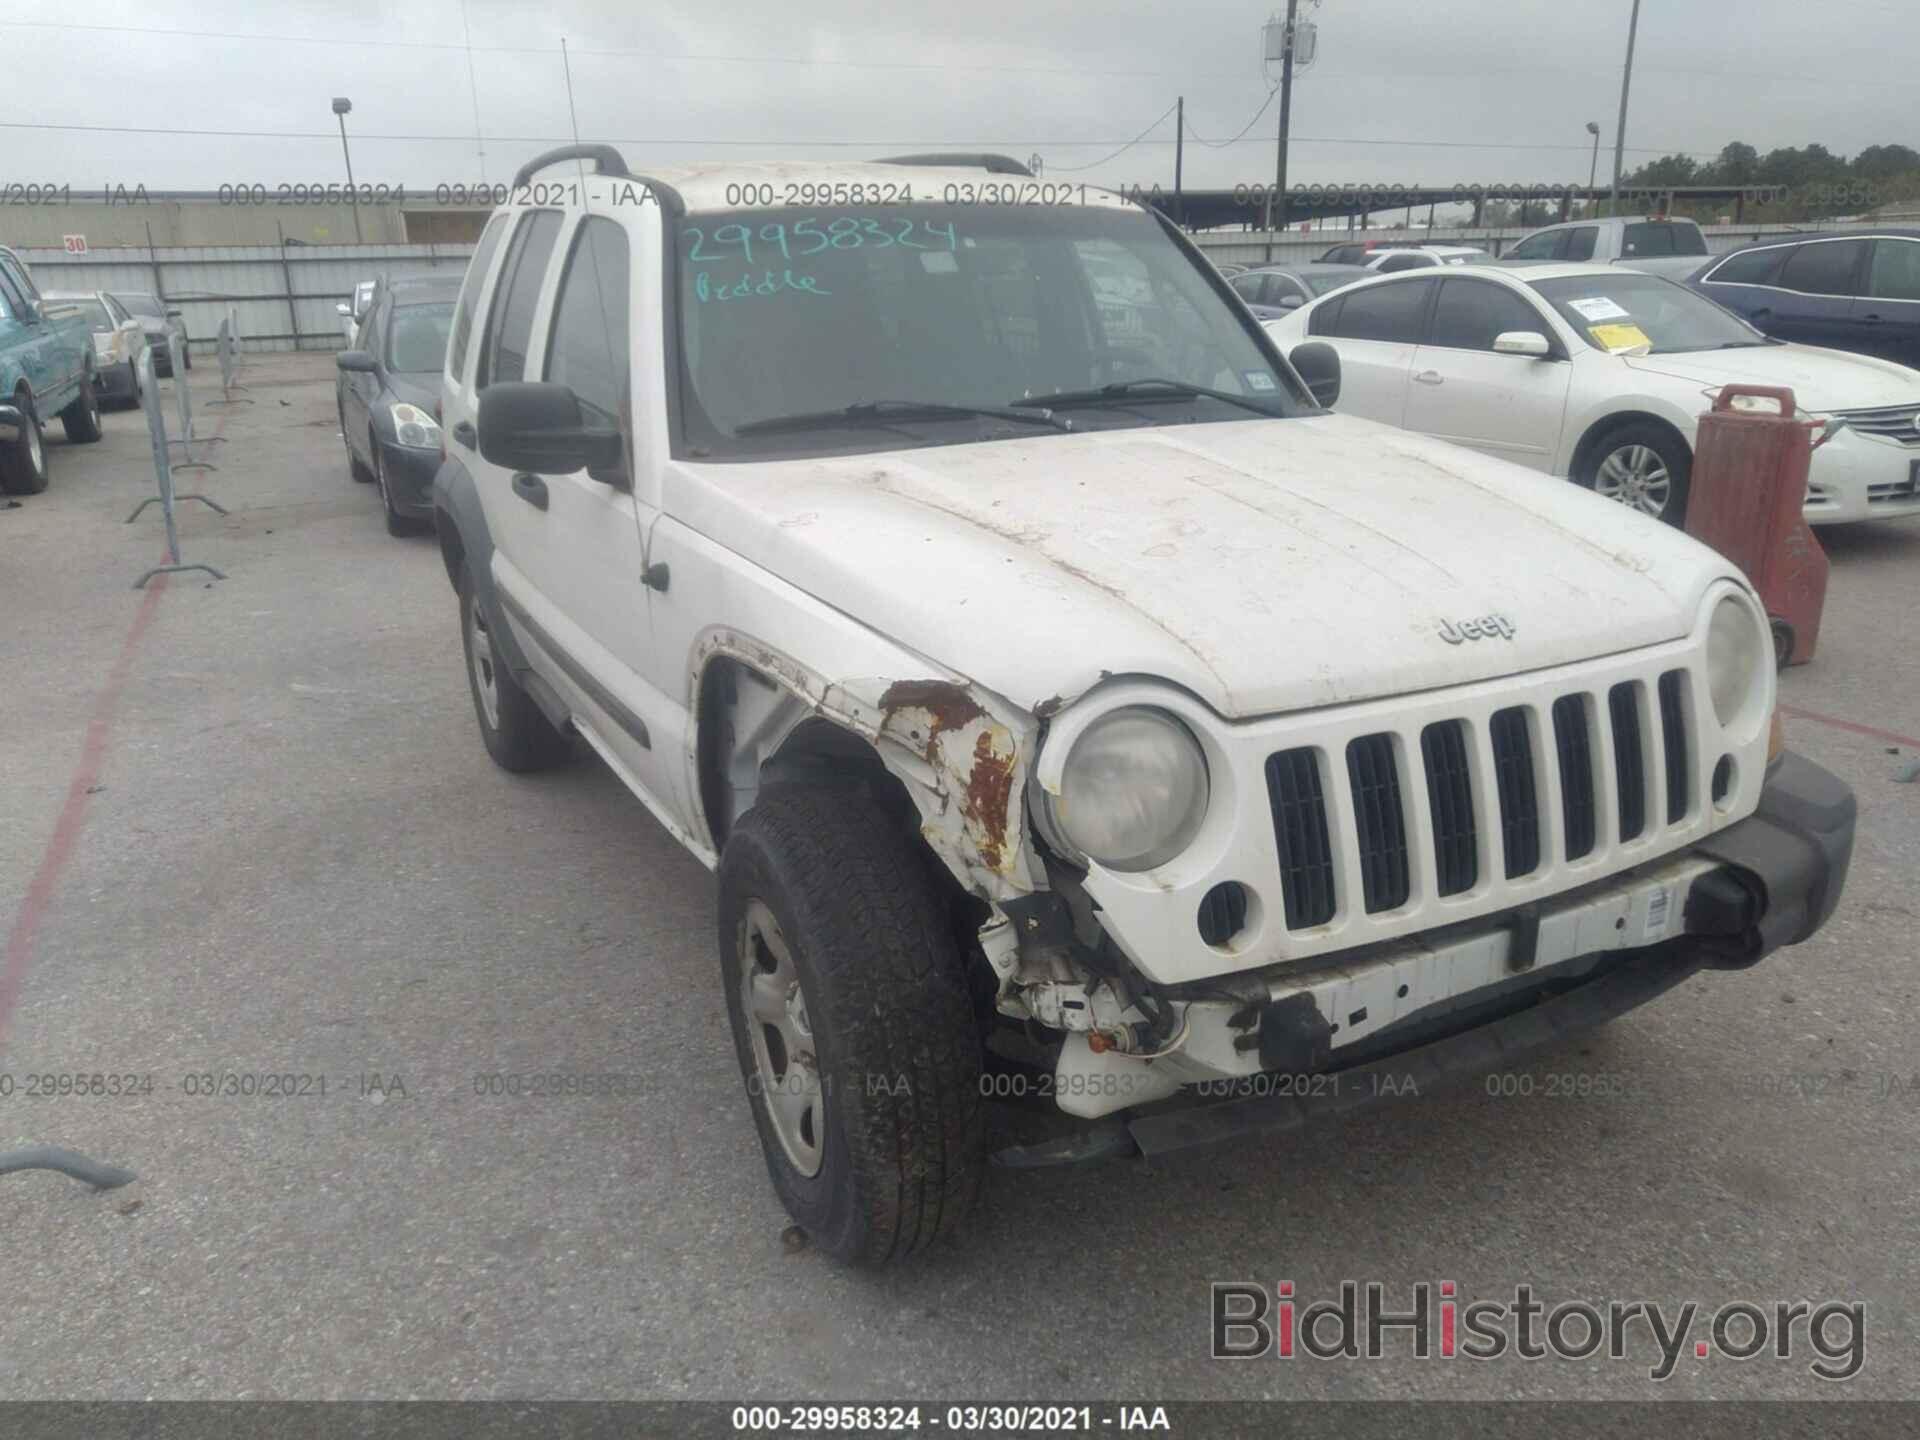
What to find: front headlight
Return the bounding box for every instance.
[1705,593,1769,730]
[1044,706,1209,872]
[389,402,441,449]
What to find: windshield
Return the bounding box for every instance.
[673,203,1306,459]
[65,299,113,330]
[1527,273,1768,355]
[386,300,455,375]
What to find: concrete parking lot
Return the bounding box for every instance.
[1,351,1916,1401]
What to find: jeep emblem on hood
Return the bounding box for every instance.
[1438,613,1517,645]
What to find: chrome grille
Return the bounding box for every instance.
[1833,404,1920,447]
[1267,671,1698,931]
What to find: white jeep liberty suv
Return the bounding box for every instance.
[432,147,1856,1265]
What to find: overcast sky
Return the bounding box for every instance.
[4,0,1913,194]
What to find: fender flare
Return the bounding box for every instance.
[431,457,537,684]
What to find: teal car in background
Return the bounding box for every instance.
[0,243,103,496]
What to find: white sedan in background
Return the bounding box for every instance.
[1264,262,1920,525]
[43,290,147,409]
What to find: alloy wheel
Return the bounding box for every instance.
[1594,443,1672,519]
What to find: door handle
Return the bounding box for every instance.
[1860,314,1884,325]
[511,473,549,511]
[452,420,477,450]
[1413,370,1443,386]
[1751,307,1772,321]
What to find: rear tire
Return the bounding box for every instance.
[719,784,986,1266]
[0,397,48,495]
[458,565,572,773]
[1575,421,1691,527]
[60,375,103,444]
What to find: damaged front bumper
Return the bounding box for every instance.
[997,750,1855,1166]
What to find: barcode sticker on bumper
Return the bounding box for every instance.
[1645,886,1671,941]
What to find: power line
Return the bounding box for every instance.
[0,19,1241,80]
[1048,103,1179,172]
[1184,90,1278,149]
[0,117,1725,158]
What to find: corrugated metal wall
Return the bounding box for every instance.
[13,244,476,355]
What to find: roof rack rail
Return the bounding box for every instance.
[876,152,1033,177]
[511,143,632,190]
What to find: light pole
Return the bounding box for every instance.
[1608,0,1643,214]
[1586,120,1602,212]
[332,97,364,242]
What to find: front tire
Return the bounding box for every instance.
[376,442,425,537]
[60,375,103,444]
[457,566,572,773]
[1576,422,1691,527]
[0,398,48,495]
[719,784,986,1265]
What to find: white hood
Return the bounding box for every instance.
[667,414,1737,720]
[1625,343,1920,413]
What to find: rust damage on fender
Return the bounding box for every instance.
[962,729,1016,873]
[875,678,1025,889]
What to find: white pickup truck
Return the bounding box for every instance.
[1501,216,1712,279]
[431,148,1855,1265]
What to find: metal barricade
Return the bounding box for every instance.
[129,345,227,589]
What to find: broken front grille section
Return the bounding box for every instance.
[1552,695,1597,862]
[1265,747,1336,929]
[1346,734,1410,914]
[1490,706,1541,879]
[1420,720,1477,897]
[1265,670,1697,933]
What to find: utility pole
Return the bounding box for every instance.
[332,97,364,243]
[1266,0,1300,261]
[1608,0,1642,214]
[1174,96,1185,227]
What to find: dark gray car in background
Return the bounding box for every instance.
[1228,262,1372,318]
[336,273,460,536]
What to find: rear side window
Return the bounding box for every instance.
[1507,229,1568,262]
[1376,253,1431,274]
[1321,278,1435,343]
[545,217,630,429]
[1708,246,1788,286]
[1230,273,1266,303]
[1867,239,1920,302]
[1777,239,1869,297]
[448,212,510,381]
[1564,227,1598,262]
[479,210,564,388]
[1427,279,1552,352]
[1622,223,1677,258]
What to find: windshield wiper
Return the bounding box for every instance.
[1010,378,1282,417]
[733,399,1072,438]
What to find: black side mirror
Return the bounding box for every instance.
[1289,341,1341,409]
[336,350,377,373]
[477,382,626,483]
